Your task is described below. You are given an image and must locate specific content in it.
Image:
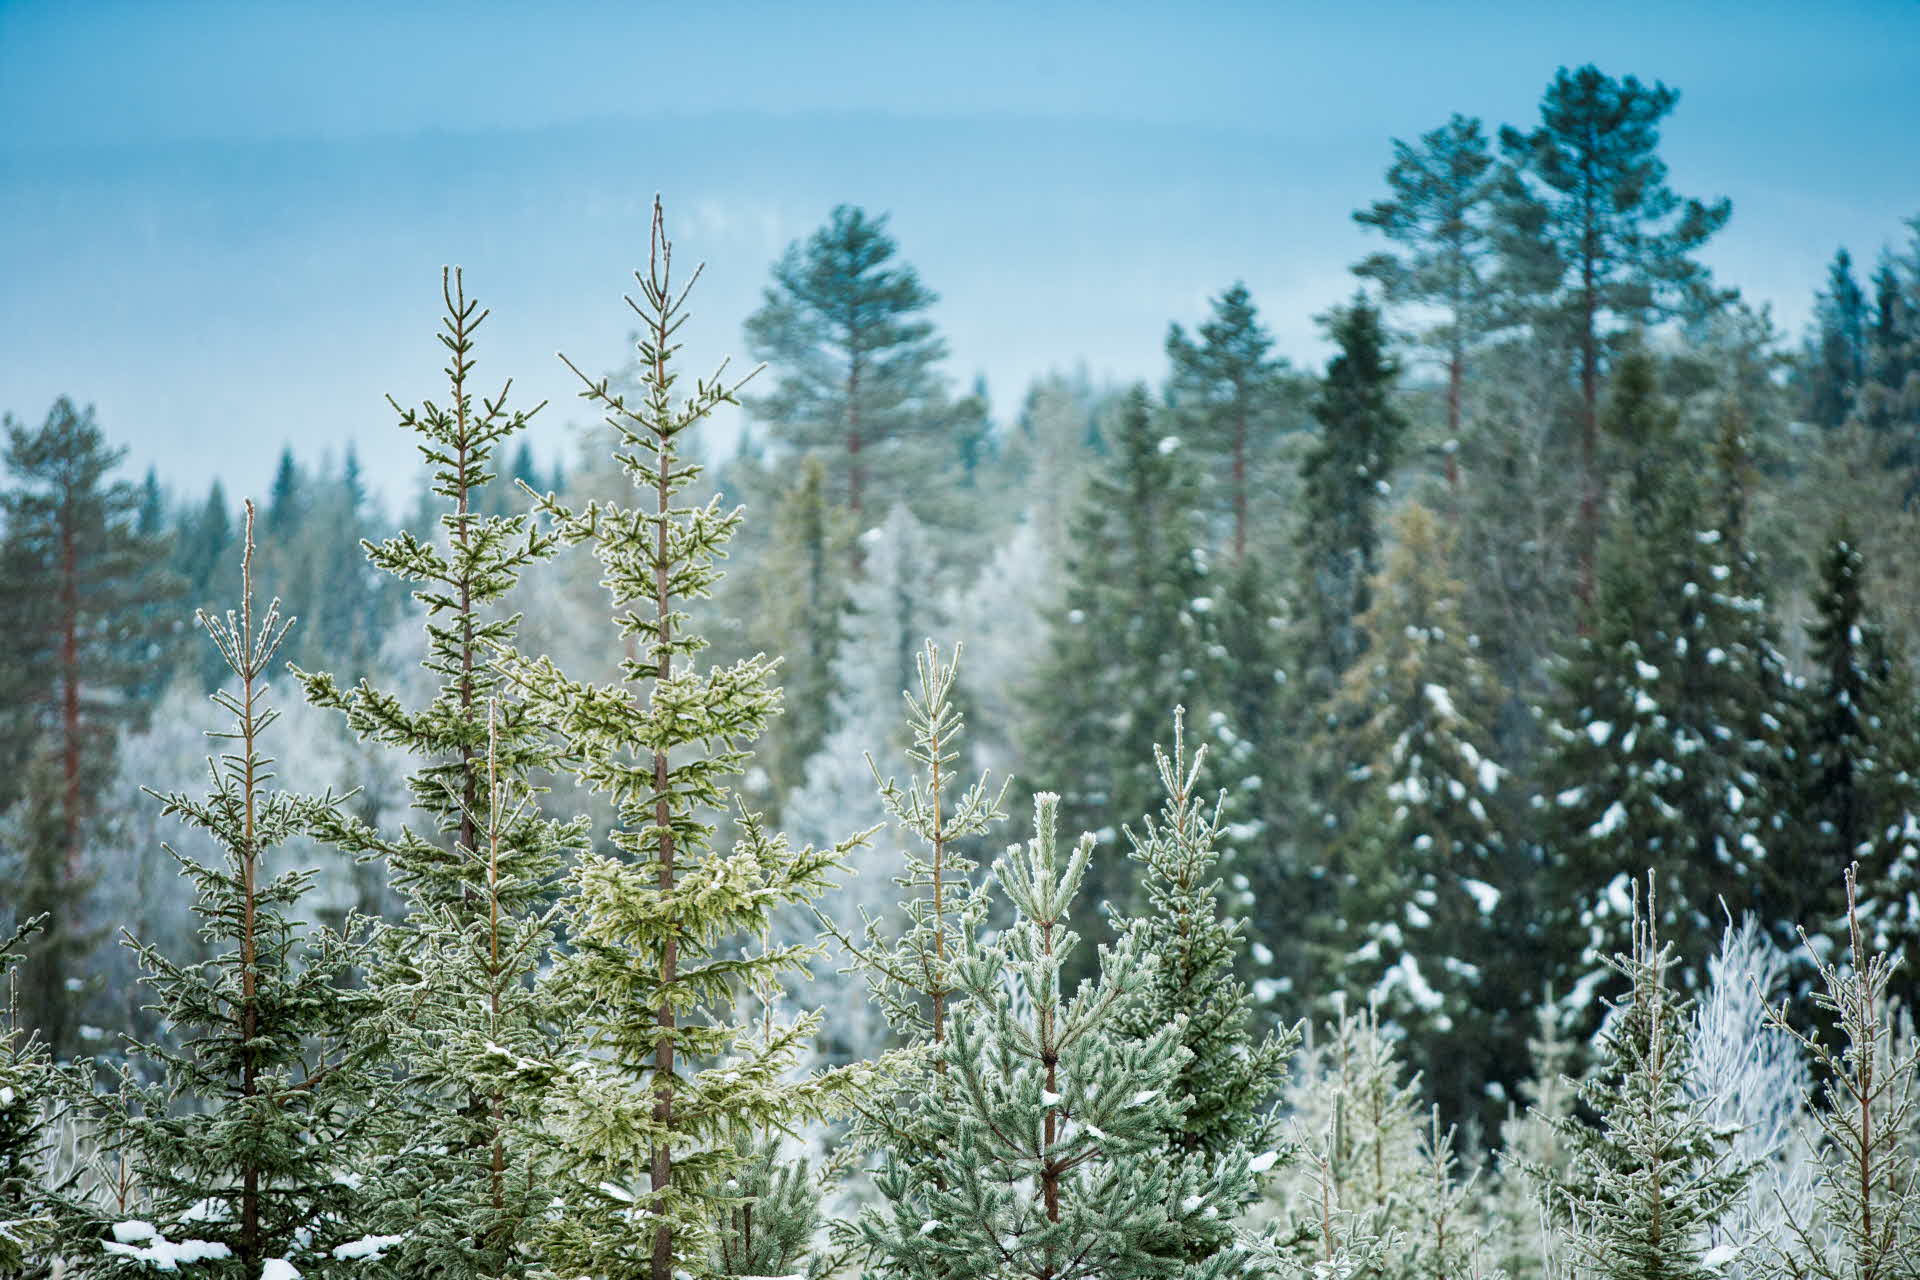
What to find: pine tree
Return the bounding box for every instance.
[0,397,178,1056]
[744,204,950,522]
[1498,64,1732,599]
[1295,296,1407,705]
[1111,712,1297,1258]
[1020,388,1213,932]
[505,201,871,1280]
[1759,866,1920,1280]
[857,793,1260,1280]
[1354,113,1514,457]
[1534,878,1749,1280]
[86,503,382,1276]
[1329,502,1519,1133]
[1164,282,1295,561]
[293,269,590,1276]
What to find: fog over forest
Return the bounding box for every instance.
[4,6,1920,1279]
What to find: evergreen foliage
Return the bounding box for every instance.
[1295,296,1407,702]
[1805,248,1870,431]
[1758,866,1920,1280]
[293,270,591,1276]
[1541,353,1790,1001]
[744,204,950,521]
[751,457,853,813]
[86,503,382,1276]
[1164,283,1296,561]
[1497,65,1732,592]
[0,398,178,1057]
[1685,918,1814,1277]
[1354,112,1516,451]
[502,201,872,1280]
[1112,711,1296,1181]
[0,918,82,1276]
[1330,502,1519,1132]
[1267,999,1423,1274]
[1780,529,1920,996]
[858,793,1259,1280]
[1021,387,1213,930]
[1533,879,1749,1280]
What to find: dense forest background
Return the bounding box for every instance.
[5,57,1920,1278]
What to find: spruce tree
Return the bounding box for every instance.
[0,397,178,1056]
[293,269,589,1276]
[1779,528,1920,999]
[87,503,382,1276]
[1533,879,1749,1280]
[1111,713,1297,1260]
[1114,712,1294,1156]
[1021,387,1213,930]
[1329,502,1518,1132]
[744,204,950,522]
[1806,247,1870,431]
[858,793,1259,1280]
[1266,998,1424,1273]
[1204,554,1295,998]
[1021,387,1213,940]
[1759,866,1920,1280]
[1164,282,1294,561]
[504,201,870,1280]
[1858,225,1919,448]
[1295,296,1407,705]
[1541,354,1789,1001]
[821,641,1006,1268]
[1498,65,1732,598]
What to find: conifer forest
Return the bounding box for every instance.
[7,20,1920,1279]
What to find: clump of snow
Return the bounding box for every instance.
[261,1260,301,1280]
[1461,878,1501,915]
[103,1225,234,1269]
[1589,801,1627,839]
[332,1234,406,1261]
[1586,721,1613,746]
[1422,683,1457,720]
[1248,1150,1280,1173]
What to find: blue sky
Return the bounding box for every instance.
[3,0,1916,506]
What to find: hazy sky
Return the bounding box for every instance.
[3,0,1917,508]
